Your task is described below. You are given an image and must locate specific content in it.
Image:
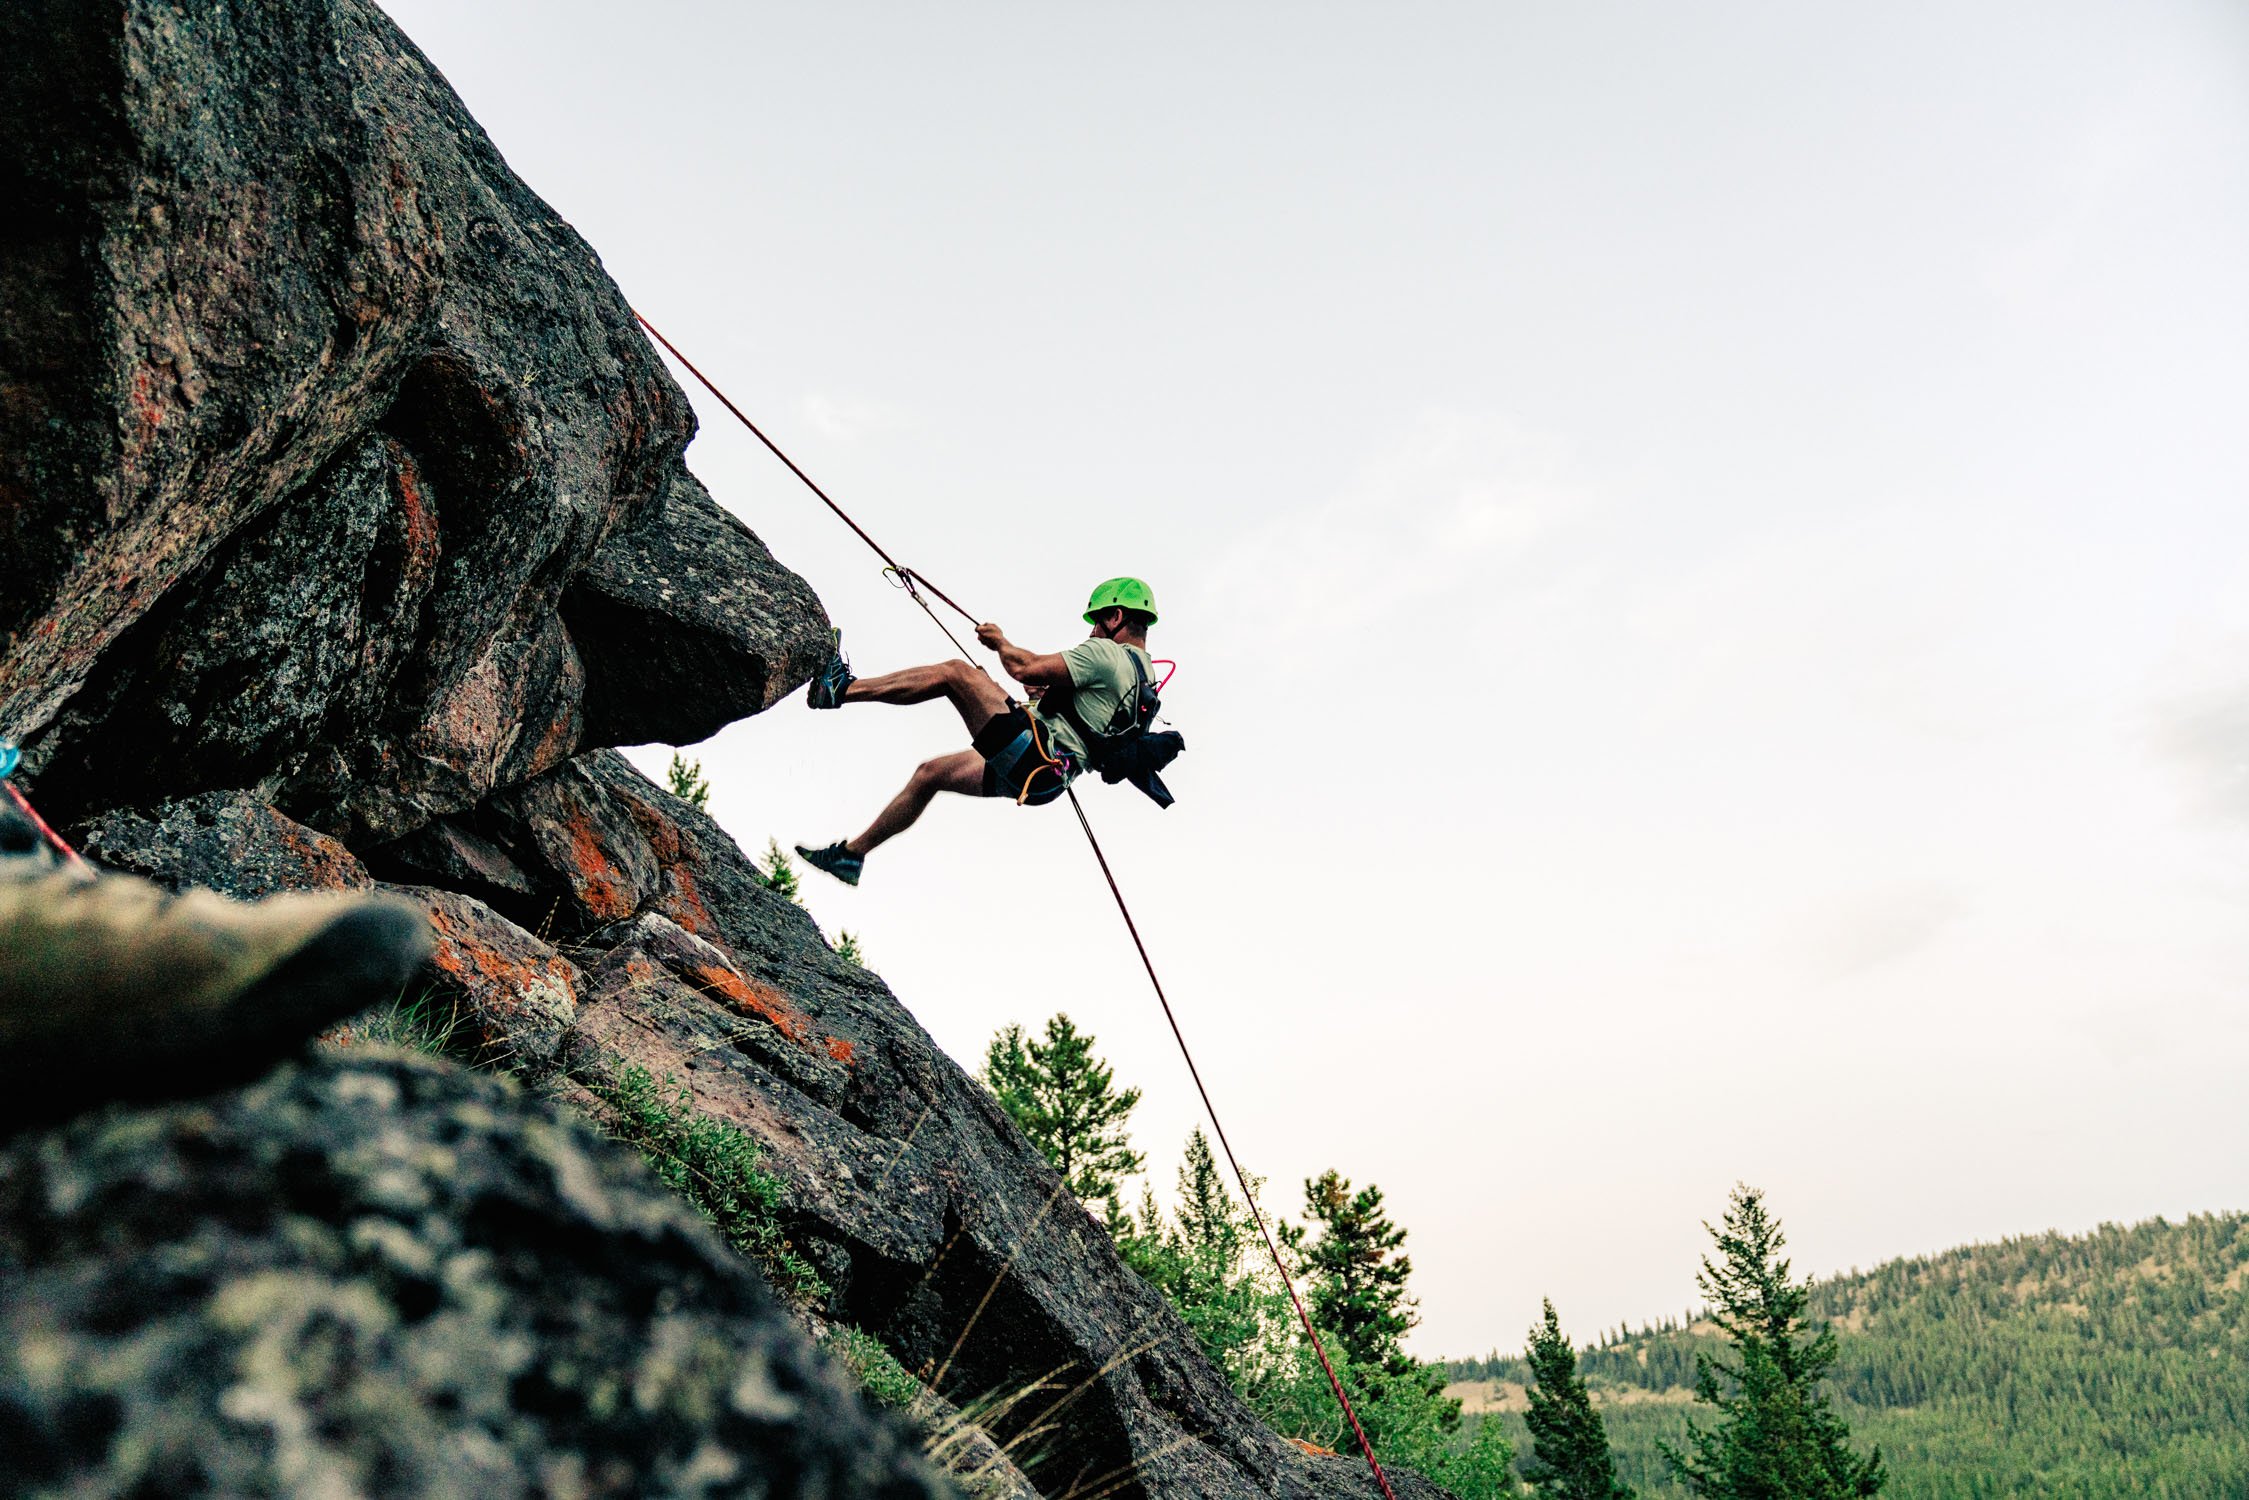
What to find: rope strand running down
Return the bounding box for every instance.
[633,312,1399,1497]
[1065,787,1401,1500]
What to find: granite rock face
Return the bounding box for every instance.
[565,468,835,751]
[0,0,830,842]
[77,790,376,899]
[0,2,1445,1496]
[0,1051,945,1499]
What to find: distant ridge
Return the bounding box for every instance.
[1449,1212,2249,1499]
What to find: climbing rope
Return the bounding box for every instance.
[632,312,987,668]
[635,312,1402,1500]
[1063,786,1401,1499]
[0,743,90,869]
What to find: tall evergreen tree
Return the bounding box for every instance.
[1522,1298,1633,1500]
[1662,1185,1885,1499]
[979,1014,1144,1202]
[1156,1131,1274,1380]
[1282,1169,1420,1375]
[1123,1144,1512,1498]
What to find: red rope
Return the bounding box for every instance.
[3,778,88,869]
[633,311,982,627]
[1064,786,1401,1500]
[634,312,1398,1495]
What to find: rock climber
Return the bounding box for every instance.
[793,577,1179,886]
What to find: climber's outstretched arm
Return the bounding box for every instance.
[975,624,1070,690]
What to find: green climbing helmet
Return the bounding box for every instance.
[1083,576,1158,625]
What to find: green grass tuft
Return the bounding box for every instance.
[590,1064,828,1304]
[822,1324,924,1410]
[325,986,466,1058]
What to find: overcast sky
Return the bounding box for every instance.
[379,0,2249,1357]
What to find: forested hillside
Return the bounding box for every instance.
[1451,1213,2249,1498]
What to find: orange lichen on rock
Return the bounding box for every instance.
[1287,1438,1338,1458]
[564,806,634,920]
[610,784,684,862]
[611,952,663,994]
[426,905,578,1014]
[656,865,718,938]
[250,806,372,890]
[127,362,168,439]
[522,701,579,779]
[824,1036,856,1066]
[690,963,812,1045]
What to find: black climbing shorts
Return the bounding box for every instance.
[972,708,1073,807]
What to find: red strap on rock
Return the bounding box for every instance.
[3,777,89,869]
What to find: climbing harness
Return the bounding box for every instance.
[0,742,90,870]
[634,312,1402,1500]
[973,705,1075,808]
[1039,647,1182,809]
[1015,710,1074,807]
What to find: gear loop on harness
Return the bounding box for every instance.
[1017,711,1074,805]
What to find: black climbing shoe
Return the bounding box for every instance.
[806,631,855,710]
[794,841,864,887]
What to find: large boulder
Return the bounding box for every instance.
[0,0,827,843]
[0,1049,945,1499]
[564,468,835,750]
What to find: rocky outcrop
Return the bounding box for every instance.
[0,1050,944,1499]
[564,468,834,751]
[78,790,376,899]
[0,3,1443,1497]
[0,0,829,843]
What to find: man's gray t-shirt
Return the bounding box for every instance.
[1031,640,1152,763]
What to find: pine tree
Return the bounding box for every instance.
[1105,1186,1172,1281]
[832,930,865,966]
[1282,1169,1421,1374]
[1662,1185,1886,1499]
[754,838,802,904]
[1522,1298,1633,1500]
[1127,1148,1512,1498]
[666,753,712,811]
[1175,1130,1245,1280]
[1154,1131,1277,1381]
[979,1014,1144,1202]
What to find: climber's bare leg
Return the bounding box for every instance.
[843,658,1010,735]
[846,749,987,857]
